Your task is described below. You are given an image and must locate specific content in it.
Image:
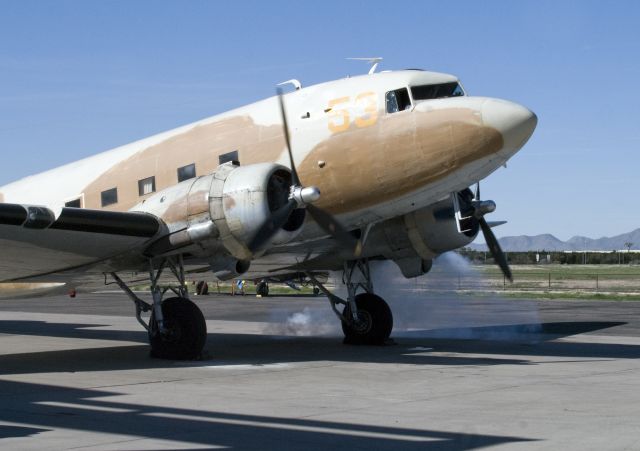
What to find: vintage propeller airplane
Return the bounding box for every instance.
[0,62,536,359]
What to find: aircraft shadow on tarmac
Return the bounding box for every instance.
[0,379,537,450]
[0,319,634,376]
[0,425,48,440]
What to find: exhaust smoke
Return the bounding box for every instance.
[370,252,542,341]
[265,252,541,342]
[266,305,341,337]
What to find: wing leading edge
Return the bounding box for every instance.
[0,203,162,282]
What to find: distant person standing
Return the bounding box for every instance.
[231,279,245,296]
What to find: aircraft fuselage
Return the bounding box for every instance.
[0,69,536,239]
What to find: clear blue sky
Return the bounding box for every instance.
[1,0,639,241]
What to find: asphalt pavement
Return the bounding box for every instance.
[1,291,639,450]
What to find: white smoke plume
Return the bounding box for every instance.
[265,252,541,341]
[266,305,341,336]
[370,253,542,340]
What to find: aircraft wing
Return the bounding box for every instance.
[0,203,161,282]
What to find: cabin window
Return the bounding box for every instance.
[386,88,412,113]
[65,198,82,208]
[101,188,118,207]
[138,176,156,196]
[219,150,239,165]
[177,163,196,182]
[411,82,465,101]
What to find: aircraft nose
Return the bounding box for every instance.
[482,99,537,156]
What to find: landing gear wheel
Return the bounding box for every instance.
[313,287,320,296]
[341,293,393,345]
[256,281,269,297]
[149,297,207,360]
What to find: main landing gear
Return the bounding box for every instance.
[110,255,207,360]
[309,259,393,345]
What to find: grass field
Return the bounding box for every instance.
[458,264,640,299]
[477,264,640,277]
[200,283,318,296]
[122,264,640,301]
[4,265,640,301]
[497,291,640,301]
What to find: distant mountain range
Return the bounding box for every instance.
[469,228,640,252]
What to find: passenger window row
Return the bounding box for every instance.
[97,163,197,207]
[91,150,240,207]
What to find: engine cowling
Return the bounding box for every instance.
[209,162,305,260]
[365,197,480,278]
[137,162,304,277]
[404,197,480,255]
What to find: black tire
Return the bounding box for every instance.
[149,297,207,360]
[256,281,269,297]
[313,287,320,296]
[341,293,393,345]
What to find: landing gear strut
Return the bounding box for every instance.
[110,255,207,360]
[307,259,393,345]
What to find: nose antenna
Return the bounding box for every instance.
[346,57,383,75]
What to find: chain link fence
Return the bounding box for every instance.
[413,271,640,293]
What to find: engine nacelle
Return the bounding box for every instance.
[213,162,304,259]
[137,162,304,269]
[365,197,479,278]
[404,197,480,255]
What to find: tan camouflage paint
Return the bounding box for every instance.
[79,106,502,219]
[298,108,503,214]
[81,116,286,211]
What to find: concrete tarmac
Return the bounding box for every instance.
[1,291,640,450]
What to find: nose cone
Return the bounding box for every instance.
[482,99,537,157]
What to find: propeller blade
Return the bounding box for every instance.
[248,199,298,252]
[478,216,512,282]
[256,88,362,258]
[306,204,362,256]
[276,88,301,187]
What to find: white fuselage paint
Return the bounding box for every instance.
[0,70,536,237]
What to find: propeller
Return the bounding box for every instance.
[478,215,512,282]
[461,184,513,282]
[248,89,362,256]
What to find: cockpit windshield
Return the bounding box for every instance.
[411,82,465,101]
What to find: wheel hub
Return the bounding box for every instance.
[351,310,373,334]
[163,322,182,342]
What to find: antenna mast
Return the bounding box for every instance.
[346,57,383,75]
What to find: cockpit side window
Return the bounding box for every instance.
[385,88,412,114]
[411,82,465,101]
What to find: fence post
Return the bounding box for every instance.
[503,274,506,290]
[548,272,551,290]
[596,274,599,291]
